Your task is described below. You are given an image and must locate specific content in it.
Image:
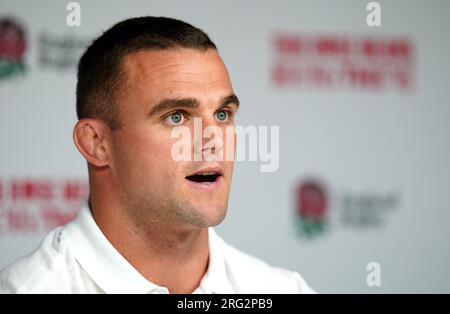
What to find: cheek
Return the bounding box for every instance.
[138,133,177,168]
[221,125,237,161]
[113,128,178,178]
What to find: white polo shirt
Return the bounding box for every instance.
[0,205,315,294]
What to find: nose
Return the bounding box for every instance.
[193,116,224,161]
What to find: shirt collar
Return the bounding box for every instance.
[196,228,235,294]
[63,205,234,294]
[63,205,165,294]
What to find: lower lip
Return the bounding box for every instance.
[185,175,223,191]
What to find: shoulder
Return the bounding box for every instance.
[216,233,315,293]
[0,227,74,293]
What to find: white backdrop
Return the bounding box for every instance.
[1,0,449,293]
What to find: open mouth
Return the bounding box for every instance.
[185,172,221,183]
[185,167,223,186]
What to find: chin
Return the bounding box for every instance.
[185,203,228,229]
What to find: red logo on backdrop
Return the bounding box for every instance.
[295,180,328,237]
[0,17,27,80]
[271,33,414,90]
[0,178,88,235]
[293,176,401,239]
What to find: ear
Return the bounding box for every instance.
[73,119,112,167]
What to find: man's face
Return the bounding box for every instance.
[109,48,237,229]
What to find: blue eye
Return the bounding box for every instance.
[215,110,229,122]
[166,112,184,125]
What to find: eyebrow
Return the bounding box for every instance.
[148,94,240,117]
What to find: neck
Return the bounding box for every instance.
[89,196,210,294]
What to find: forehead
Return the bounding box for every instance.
[121,48,233,101]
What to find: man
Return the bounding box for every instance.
[0,17,314,293]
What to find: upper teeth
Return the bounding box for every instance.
[199,172,217,175]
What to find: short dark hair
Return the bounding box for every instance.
[76,16,217,130]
